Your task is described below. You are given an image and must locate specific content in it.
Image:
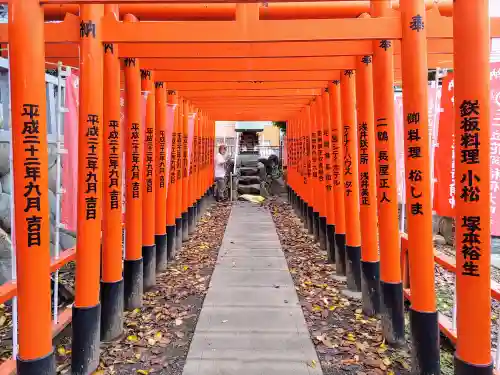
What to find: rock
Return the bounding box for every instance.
[59,232,76,250]
[433,234,446,245]
[0,142,10,176]
[439,216,454,245]
[50,242,60,258]
[60,227,77,238]
[432,214,440,234]
[0,173,10,195]
[48,162,58,193]
[0,193,11,232]
[48,189,57,221]
[47,144,58,170]
[0,227,12,285]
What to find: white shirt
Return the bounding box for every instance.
[215,152,226,178]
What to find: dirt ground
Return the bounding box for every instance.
[54,201,231,375]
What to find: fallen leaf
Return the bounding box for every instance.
[127,335,138,342]
[346,333,356,342]
[136,370,149,375]
[307,360,317,369]
[175,318,183,326]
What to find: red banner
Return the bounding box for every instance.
[61,74,79,231]
[434,63,500,235]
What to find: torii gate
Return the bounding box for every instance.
[2,0,496,374]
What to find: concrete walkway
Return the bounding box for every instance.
[182,202,323,375]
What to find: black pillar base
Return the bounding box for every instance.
[380,281,405,345]
[319,216,327,250]
[300,198,306,222]
[307,206,314,234]
[17,351,55,375]
[409,309,440,374]
[326,224,336,263]
[155,233,168,272]
[313,211,320,242]
[175,217,183,252]
[142,245,156,291]
[455,356,493,375]
[361,261,381,316]
[166,225,176,260]
[334,233,347,276]
[124,258,143,310]
[195,200,201,223]
[346,245,362,292]
[188,206,196,235]
[182,212,189,242]
[100,279,124,342]
[71,304,101,375]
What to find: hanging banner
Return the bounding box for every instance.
[433,73,455,217]
[433,63,500,236]
[61,73,79,232]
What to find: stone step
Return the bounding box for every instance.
[238,184,261,195]
[239,175,261,185]
[239,167,259,176]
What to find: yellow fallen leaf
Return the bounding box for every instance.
[132,308,141,314]
[57,346,66,356]
[0,315,7,327]
[304,281,312,285]
[382,357,392,366]
[312,305,322,312]
[155,332,162,340]
[328,306,337,311]
[346,333,356,342]
[388,371,395,375]
[355,309,362,314]
[93,371,105,375]
[307,360,317,369]
[137,370,149,375]
[127,335,138,342]
[182,265,189,271]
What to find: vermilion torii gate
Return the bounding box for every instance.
[2,0,497,374]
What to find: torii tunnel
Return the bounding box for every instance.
[0,0,498,374]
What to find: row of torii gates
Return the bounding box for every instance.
[1,0,497,374]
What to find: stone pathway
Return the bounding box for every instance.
[182,202,323,375]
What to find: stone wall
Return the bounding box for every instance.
[0,141,76,285]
